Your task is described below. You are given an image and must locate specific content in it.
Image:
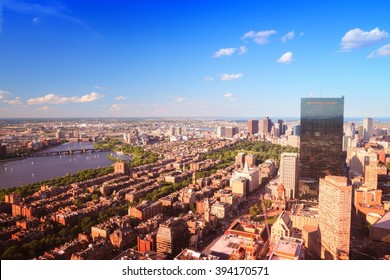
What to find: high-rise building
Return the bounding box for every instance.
[225,127,239,138]
[318,175,352,260]
[216,127,226,138]
[248,120,259,135]
[277,119,285,136]
[300,97,344,181]
[344,122,355,139]
[363,118,373,142]
[169,126,176,136]
[292,125,301,136]
[259,117,273,134]
[235,152,246,167]
[245,153,256,167]
[156,217,189,256]
[280,153,299,200]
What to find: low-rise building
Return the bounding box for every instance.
[129,200,163,221]
[268,236,304,260]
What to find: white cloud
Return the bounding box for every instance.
[213,47,236,58]
[367,43,390,58]
[75,92,102,102]
[27,92,103,105]
[241,30,277,44]
[32,17,41,24]
[38,106,49,111]
[340,27,389,50]
[224,92,236,101]
[220,73,243,81]
[3,97,21,105]
[239,46,247,55]
[110,104,128,111]
[173,97,185,103]
[115,96,129,101]
[277,51,293,63]
[0,89,10,99]
[281,31,295,42]
[204,76,214,81]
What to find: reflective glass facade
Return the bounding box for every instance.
[300,97,344,180]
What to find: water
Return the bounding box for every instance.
[0,142,113,189]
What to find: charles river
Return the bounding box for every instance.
[0,142,113,189]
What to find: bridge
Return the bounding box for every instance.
[31,148,110,157]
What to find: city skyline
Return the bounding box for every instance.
[1,0,390,118]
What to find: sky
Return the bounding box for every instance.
[0,0,390,118]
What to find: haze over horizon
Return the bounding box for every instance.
[1,0,390,118]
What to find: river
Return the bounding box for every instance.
[0,142,113,189]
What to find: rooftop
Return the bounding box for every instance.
[202,234,244,260]
[269,237,304,260]
[372,211,390,230]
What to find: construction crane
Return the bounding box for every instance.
[259,193,271,258]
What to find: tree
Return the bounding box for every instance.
[386,162,390,173]
[2,246,24,260]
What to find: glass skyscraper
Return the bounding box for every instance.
[300,97,344,181]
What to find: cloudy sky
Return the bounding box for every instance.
[0,0,389,118]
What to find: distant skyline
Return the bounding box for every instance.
[1,0,390,118]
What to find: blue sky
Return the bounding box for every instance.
[0,0,390,118]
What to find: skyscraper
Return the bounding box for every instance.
[300,97,344,181]
[318,175,352,260]
[277,119,285,136]
[216,127,226,138]
[259,117,273,134]
[248,119,259,135]
[363,117,373,142]
[280,153,299,200]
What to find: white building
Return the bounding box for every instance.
[230,163,260,193]
[279,153,299,199]
[363,118,373,142]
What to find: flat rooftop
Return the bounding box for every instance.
[202,234,243,260]
[372,211,390,230]
[269,237,303,260]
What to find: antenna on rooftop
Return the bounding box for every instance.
[320,89,323,97]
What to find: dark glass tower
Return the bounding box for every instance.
[300,97,344,181]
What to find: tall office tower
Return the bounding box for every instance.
[344,123,355,139]
[277,119,284,136]
[225,127,239,138]
[169,126,176,136]
[318,176,352,260]
[300,97,344,181]
[280,153,299,200]
[248,120,259,135]
[259,117,273,134]
[216,127,226,138]
[156,217,189,256]
[363,117,373,142]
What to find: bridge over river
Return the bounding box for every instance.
[31,148,110,157]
